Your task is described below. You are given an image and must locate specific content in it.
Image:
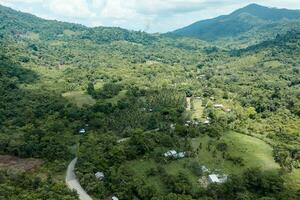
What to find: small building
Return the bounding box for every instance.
[203,119,210,124]
[176,152,186,159]
[218,175,228,183]
[208,174,227,184]
[112,196,119,200]
[95,172,105,180]
[170,124,175,130]
[164,150,177,157]
[79,128,86,134]
[224,108,231,112]
[164,150,186,159]
[214,104,224,109]
[208,174,221,183]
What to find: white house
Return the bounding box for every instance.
[208,174,221,183]
[176,152,186,158]
[164,150,177,157]
[214,104,224,109]
[95,172,105,180]
[208,174,227,184]
[164,150,186,159]
[79,128,86,134]
[112,196,119,200]
[203,119,210,124]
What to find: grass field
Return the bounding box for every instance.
[191,98,204,120]
[191,132,279,174]
[62,91,96,107]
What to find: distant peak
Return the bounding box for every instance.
[240,3,268,10]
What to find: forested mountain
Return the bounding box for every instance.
[0,4,299,200]
[171,4,300,43]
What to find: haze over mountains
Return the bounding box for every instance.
[171,4,300,41]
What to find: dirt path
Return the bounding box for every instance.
[66,158,92,200]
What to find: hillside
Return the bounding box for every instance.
[171,4,300,43]
[0,4,299,200]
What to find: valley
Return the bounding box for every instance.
[0,3,299,200]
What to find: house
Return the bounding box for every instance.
[170,124,175,130]
[111,196,119,200]
[164,150,186,159]
[95,172,105,180]
[208,174,221,183]
[176,152,186,158]
[203,119,210,124]
[214,104,224,109]
[79,128,86,134]
[164,150,177,157]
[224,108,231,112]
[208,174,227,184]
[218,175,228,183]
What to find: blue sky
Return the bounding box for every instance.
[1,0,300,32]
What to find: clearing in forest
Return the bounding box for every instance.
[191,132,280,174]
[0,155,43,172]
[62,91,96,107]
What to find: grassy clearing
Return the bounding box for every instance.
[222,132,279,170]
[285,169,300,189]
[191,132,279,174]
[104,90,127,105]
[62,91,96,107]
[191,98,204,120]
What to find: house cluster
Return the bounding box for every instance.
[163,150,186,159]
[201,165,227,184]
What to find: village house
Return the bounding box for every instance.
[208,174,227,184]
[95,172,105,180]
[111,196,119,200]
[203,119,210,124]
[163,150,186,159]
[214,104,224,109]
[79,128,86,134]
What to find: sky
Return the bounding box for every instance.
[1,0,300,33]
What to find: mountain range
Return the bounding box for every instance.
[171,4,300,42]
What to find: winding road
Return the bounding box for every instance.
[66,158,93,200]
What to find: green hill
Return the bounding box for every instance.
[170,4,300,43]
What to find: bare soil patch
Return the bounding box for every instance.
[0,155,43,172]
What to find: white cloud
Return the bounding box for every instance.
[1,0,300,32]
[48,0,94,18]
